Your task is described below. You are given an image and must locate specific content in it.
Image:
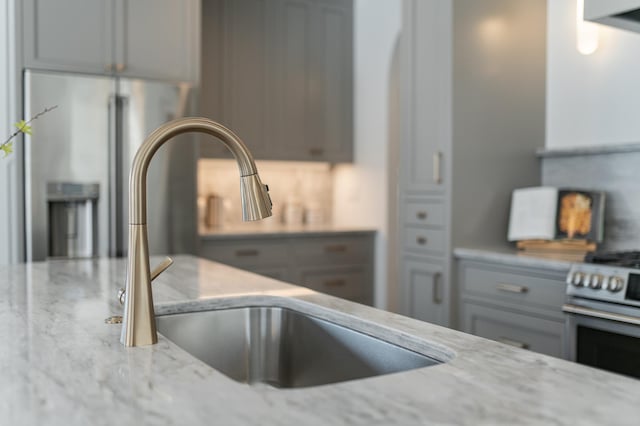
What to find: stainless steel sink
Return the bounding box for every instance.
[156,306,443,388]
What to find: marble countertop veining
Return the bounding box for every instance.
[2,255,640,425]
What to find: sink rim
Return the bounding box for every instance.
[155,294,457,364]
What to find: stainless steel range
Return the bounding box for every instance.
[563,252,640,378]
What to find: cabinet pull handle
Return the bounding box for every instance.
[496,283,528,294]
[498,337,529,350]
[432,272,442,304]
[324,244,347,253]
[309,147,324,156]
[235,249,259,257]
[433,151,442,184]
[115,63,126,72]
[416,236,427,245]
[324,279,346,287]
[416,211,428,220]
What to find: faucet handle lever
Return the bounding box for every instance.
[118,256,174,305]
[150,256,174,281]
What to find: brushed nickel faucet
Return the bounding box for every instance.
[120,117,272,347]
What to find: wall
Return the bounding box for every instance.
[198,159,333,228]
[542,150,640,250]
[333,0,402,309]
[546,0,640,148]
[0,0,21,265]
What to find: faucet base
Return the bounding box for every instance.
[120,224,157,347]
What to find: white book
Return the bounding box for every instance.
[508,187,558,241]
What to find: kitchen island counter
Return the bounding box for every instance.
[1,255,639,425]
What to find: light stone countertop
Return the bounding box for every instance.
[454,247,576,272]
[199,222,376,240]
[2,255,639,425]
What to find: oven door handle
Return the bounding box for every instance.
[562,304,640,326]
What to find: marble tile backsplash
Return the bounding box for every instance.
[198,159,334,228]
[541,149,640,251]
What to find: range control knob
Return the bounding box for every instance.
[571,272,585,287]
[589,274,603,289]
[607,276,624,293]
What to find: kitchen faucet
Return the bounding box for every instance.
[120,117,272,347]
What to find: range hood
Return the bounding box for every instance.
[585,0,640,33]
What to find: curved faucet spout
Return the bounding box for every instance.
[121,117,272,347]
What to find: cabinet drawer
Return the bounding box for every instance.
[292,236,371,266]
[199,239,288,267]
[404,226,445,255]
[460,264,565,313]
[404,200,444,226]
[297,266,366,303]
[462,301,563,357]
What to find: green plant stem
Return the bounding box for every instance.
[0,105,58,149]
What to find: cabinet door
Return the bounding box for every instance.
[23,0,114,74]
[400,0,450,194]
[274,0,353,162]
[274,0,314,160]
[402,260,447,326]
[461,301,564,358]
[309,1,353,162]
[118,0,200,82]
[199,0,271,158]
[294,265,370,305]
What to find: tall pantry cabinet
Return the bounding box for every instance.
[397,0,546,327]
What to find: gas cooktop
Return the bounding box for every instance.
[584,251,640,269]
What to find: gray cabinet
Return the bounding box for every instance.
[402,259,446,325]
[396,0,546,327]
[458,260,565,357]
[461,302,564,357]
[199,0,352,162]
[400,0,448,196]
[199,232,374,305]
[22,0,200,82]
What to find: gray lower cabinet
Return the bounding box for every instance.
[403,259,446,326]
[199,233,374,305]
[22,0,200,82]
[199,0,353,162]
[461,302,564,357]
[458,260,566,357]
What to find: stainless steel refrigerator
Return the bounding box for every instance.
[24,70,198,261]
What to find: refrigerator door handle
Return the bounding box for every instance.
[108,94,127,257]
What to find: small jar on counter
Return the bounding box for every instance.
[205,194,224,228]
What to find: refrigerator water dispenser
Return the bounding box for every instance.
[47,183,99,259]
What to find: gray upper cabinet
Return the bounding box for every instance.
[22,0,113,75]
[200,0,353,162]
[22,0,200,83]
[117,0,200,82]
[275,0,353,162]
[201,0,273,158]
[400,0,448,195]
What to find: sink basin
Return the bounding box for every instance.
[156,306,443,388]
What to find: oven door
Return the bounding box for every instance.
[563,300,640,379]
